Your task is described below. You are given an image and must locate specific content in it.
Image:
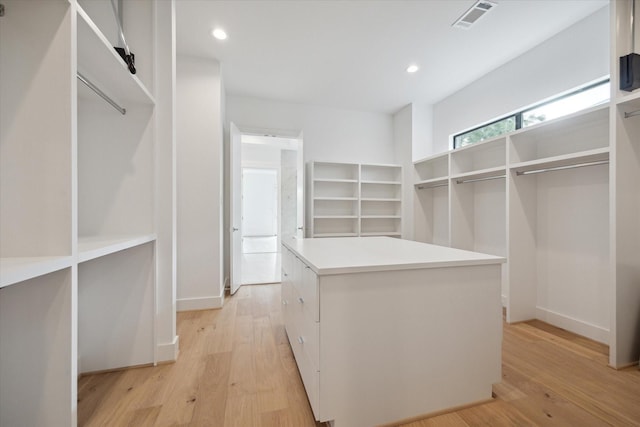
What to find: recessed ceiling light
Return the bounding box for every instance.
[212,28,227,40]
[406,65,419,73]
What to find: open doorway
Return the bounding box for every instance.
[241,166,279,284]
[232,132,304,288]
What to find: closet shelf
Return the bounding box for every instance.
[413,152,449,166]
[314,197,358,201]
[509,147,609,175]
[361,180,401,185]
[78,234,157,263]
[314,178,358,183]
[0,256,73,289]
[314,215,358,219]
[615,89,640,110]
[415,177,448,187]
[451,166,506,182]
[361,215,401,219]
[361,198,401,202]
[77,5,155,107]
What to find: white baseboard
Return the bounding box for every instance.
[156,336,180,363]
[535,306,609,344]
[177,295,223,312]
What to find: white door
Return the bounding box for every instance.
[230,123,242,294]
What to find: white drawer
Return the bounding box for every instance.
[281,276,294,337]
[281,246,293,275]
[289,321,320,420]
[300,310,319,372]
[299,263,319,322]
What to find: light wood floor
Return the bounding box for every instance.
[78,284,640,426]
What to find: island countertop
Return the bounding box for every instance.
[283,236,505,275]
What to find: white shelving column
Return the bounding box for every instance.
[0,1,75,425]
[413,153,450,246]
[309,162,403,238]
[76,0,157,374]
[610,0,640,368]
[310,162,360,237]
[360,164,403,237]
[449,137,507,304]
[507,105,610,343]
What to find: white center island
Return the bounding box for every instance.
[281,237,504,427]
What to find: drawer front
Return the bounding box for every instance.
[300,310,319,372]
[281,275,294,337]
[289,321,320,420]
[300,263,319,322]
[281,246,293,275]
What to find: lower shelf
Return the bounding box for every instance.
[78,234,157,263]
[0,256,74,288]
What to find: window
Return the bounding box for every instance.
[453,79,610,149]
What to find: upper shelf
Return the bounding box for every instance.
[451,166,506,182]
[510,147,609,175]
[77,5,155,107]
[0,256,73,289]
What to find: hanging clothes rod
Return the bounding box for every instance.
[77,72,126,115]
[417,182,448,190]
[624,109,640,119]
[456,175,505,185]
[516,159,608,176]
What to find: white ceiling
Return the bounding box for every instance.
[176,0,608,115]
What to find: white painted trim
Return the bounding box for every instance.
[501,295,507,307]
[535,306,609,344]
[156,336,180,363]
[177,295,223,312]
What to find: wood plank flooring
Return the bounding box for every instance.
[78,284,640,426]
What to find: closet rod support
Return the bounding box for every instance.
[516,160,609,176]
[417,182,448,190]
[77,72,126,115]
[624,109,640,119]
[455,175,505,185]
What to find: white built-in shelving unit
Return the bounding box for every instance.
[413,87,640,368]
[610,0,640,369]
[309,162,402,238]
[0,0,175,424]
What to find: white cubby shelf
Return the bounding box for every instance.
[309,161,402,238]
[1,0,171,423]
[78,234,157,263]
[0,256,74,289]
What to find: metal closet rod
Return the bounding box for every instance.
[417,182,448,190]
[456,175,505,185]
[624,109,640,119]
[77,72,126,115]
[516,159,609,176]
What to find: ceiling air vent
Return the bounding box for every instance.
[452,0,497,29]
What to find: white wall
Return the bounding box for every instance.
[428,6,609,155]
[411,103,433,162]
[176,55,224,310]
[227,96,395,165]
[393,104,414,240]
